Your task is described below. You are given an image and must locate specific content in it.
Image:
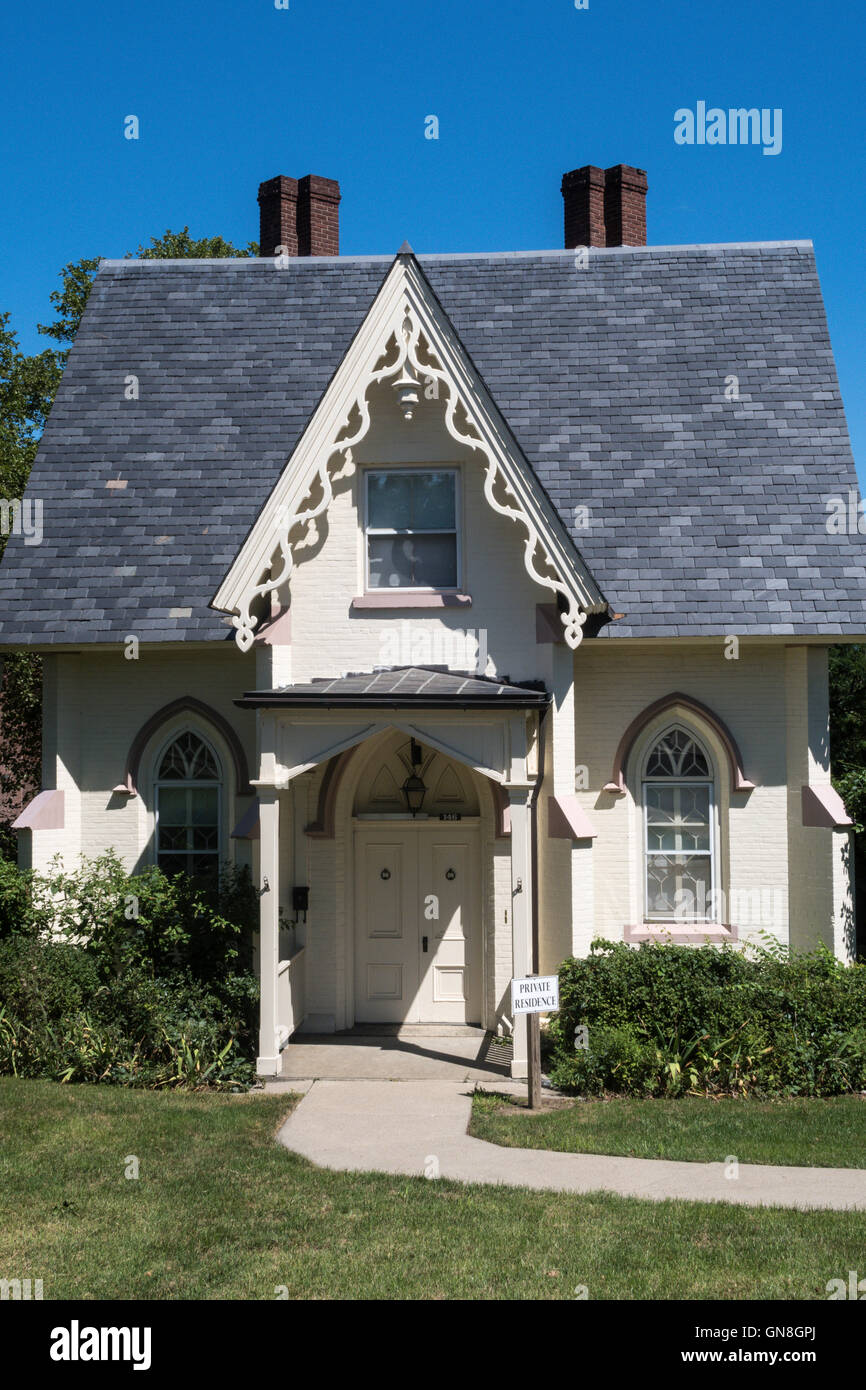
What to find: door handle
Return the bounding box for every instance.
[422,936,429,953]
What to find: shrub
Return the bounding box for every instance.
[547,939,866,1098]
[0,854,258,1089]
[549,1025,659,1096]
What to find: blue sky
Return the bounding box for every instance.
[1,0,863,476]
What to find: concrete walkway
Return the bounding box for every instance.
[276,1079,866,1211]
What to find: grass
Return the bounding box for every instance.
[1,1078,866,1300]
[470,1091,866,1168]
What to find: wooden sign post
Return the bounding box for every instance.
[510,974,560,1111]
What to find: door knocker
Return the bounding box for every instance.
[445,868,456,881]
[380,868,391,880]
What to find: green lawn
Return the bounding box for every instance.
[471,1091,866,1168]
[1,1078,866,1300]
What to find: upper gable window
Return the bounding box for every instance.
[365,468,459,591]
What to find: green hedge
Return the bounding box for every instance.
[546,939,866,1098]
[0,852,258,1089]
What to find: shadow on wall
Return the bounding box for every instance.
[848,834,865,960]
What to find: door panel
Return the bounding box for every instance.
[354,825,480,1025]
[418,836,480,1024]
[354,835,418,1021]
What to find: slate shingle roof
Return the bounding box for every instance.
[237,666,550,708]
[0,241,862,643]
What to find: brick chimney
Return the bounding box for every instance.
[258,173,341,257]
[561,164,647,248]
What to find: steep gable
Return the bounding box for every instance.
[214,248,605,651]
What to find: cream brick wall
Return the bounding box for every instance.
[26,626,846,981]
[29,646,257,874]
[571,641,841,954]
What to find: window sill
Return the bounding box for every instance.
[624,922,738,944]
[351,593,472,610]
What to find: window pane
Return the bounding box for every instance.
[158,854,188,878]
[646,784,710,853]
[646,854,712,919]
[411,472,455,529]
[412,534,457,587]
[367,471,456,531]
[190,788,219,826]
[368,534,457,589]
[158,786,219,862]
[158,824,188,852]
[646,729,709,778]
[191,855,220,884]
[368,473,412,529]
[158,732,219,781]
[157,787,188,825]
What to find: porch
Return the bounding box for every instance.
[235,667,555,1081]
[276,1024,512,1082]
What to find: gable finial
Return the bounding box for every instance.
[397,240,414,256]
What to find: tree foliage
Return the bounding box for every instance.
[829,645,866,834]
[133,228,258,261]
[0,313,61,503]
[36,257,101,355]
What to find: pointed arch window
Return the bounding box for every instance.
[643,727,715,921]
[155,731,221,882]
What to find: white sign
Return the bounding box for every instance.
[511,974,559,1014]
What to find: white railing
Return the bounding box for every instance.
[275,947,306,1050]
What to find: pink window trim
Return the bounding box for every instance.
[547,794,597,840]
[351,592,472,610]
[801,784,852,829]
[12,789,65,831]
[603,692,755,795]
[624,922,739,944]
[117,696,253,797]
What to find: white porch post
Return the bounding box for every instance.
[257,786,281,1076]
[508,788,533,1079]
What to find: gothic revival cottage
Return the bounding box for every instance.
[1,165,861,1075]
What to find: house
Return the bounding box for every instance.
[0,164,862,1077]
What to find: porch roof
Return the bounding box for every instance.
[236,666,550,710]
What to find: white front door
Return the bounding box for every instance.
[354,823,481,1024]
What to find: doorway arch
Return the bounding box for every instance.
[329,728,500,1029]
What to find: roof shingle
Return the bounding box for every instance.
[0,241,862,642]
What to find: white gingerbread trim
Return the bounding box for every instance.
[212,251,606,652]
